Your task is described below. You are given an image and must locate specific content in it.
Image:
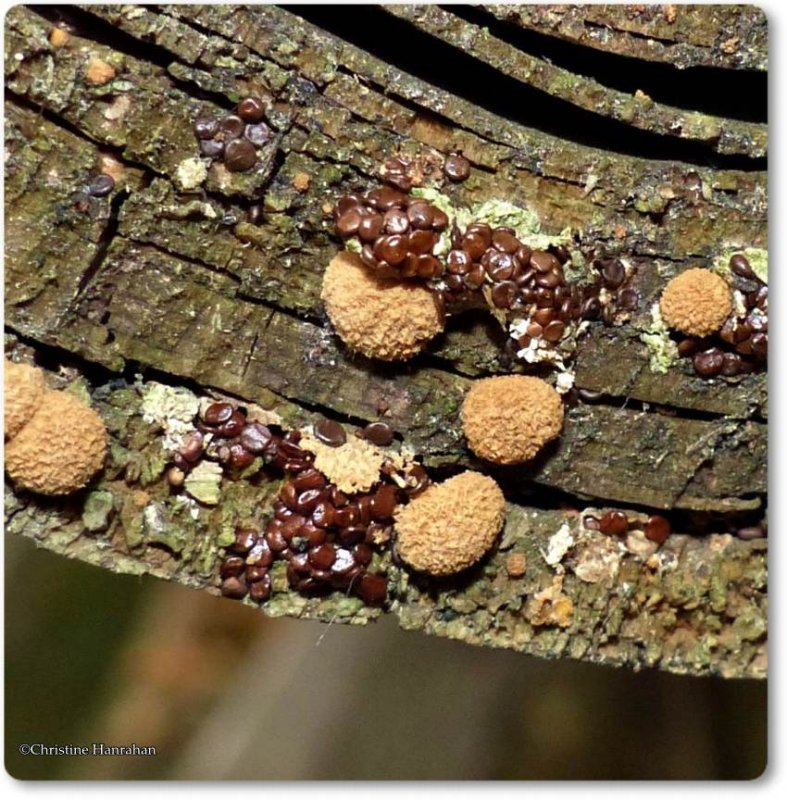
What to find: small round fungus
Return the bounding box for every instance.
[660,268,732,337]
[85,58,116,86]
[4,360,46,440]
[321,251,444,361]
[5,389,108,495]
[394,471,505,576]
[461,376,564,464]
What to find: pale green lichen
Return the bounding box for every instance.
[174,156,208,191]
[641,302,680,374]
[713,246,768,284]
[60,375,92,406]
[143,502,189,553]
[183,460,223,506]
[81,490,115,533]
[411,189,574,257]
[164,199,217,220]
[140,381,200,452]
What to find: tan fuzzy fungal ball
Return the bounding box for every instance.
[395,471,506,576]
[461,376,564,465]
[5,390,108,495]
[85,58,116,86]
[4,360,46,441]
[48,27,71,47]
[321,251,444,361]
[659,268,732,337]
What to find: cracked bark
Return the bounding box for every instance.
[4,4,767,679]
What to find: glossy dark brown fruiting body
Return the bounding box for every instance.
[644,515,671,544]
[670,253,767,379]
[224,139,257,172]
[380,156,413,191]
[599,510,629,536]
[87,173,115,197]
[194,116,219,139]
[207,411,418,608]
[245,123,271,147]
[443,152,471,182]
[313,418,347,447]
[440,225,636,352]
[193,97,272,171]
[174,401,283,481]
[730,253,760,282]
[237,96,265,122]
[332,178,636,361]
[693,348,725,377]
[334,189,447,278]
[363,421,394,447]
[199,139,224,158]
[220,576,248,599]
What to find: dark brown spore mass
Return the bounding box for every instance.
[314,418,347,447]
[224,139,257,172]
[443,152,471,182]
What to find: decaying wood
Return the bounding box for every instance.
[481,4,768,71]
[385,5,766,157]
[4,5,767,679]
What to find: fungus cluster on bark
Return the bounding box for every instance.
[461,376,565,465]
[394,471,506,576]
[320,251,445,361]
[4,360,108,495]
[659,268,732,337]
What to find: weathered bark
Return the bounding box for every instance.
[481,4,768,70]
[4,5,767,678]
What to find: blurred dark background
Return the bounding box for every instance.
[5,534,766,780]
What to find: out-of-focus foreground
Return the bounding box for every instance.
[5,535,765,780]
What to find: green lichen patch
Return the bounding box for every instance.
[640,302,680,374]
[411,188,573,256]
[174,156,208,191]
[139,381,200,451]
[183,460,223,506]
[81,490,116,534]
[142,501,188,553]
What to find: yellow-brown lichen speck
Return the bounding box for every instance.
[659,267,732,337]
[299,431,388,494]
[524,573,574,628]
[505,552,527,578]
[85,58,116,86]
[321,251,444,361]
[293,172,311,192]
[5,390,108,495]
[461,375,564,465]
[4,359,46,440]
[394,471,506,576]
[48,27,70,47]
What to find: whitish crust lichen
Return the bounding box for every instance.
[299,430,414,495]
[299,431,386,494]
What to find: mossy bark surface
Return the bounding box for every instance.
[4,5,766,679]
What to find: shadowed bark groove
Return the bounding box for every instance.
[4,5,767,679]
